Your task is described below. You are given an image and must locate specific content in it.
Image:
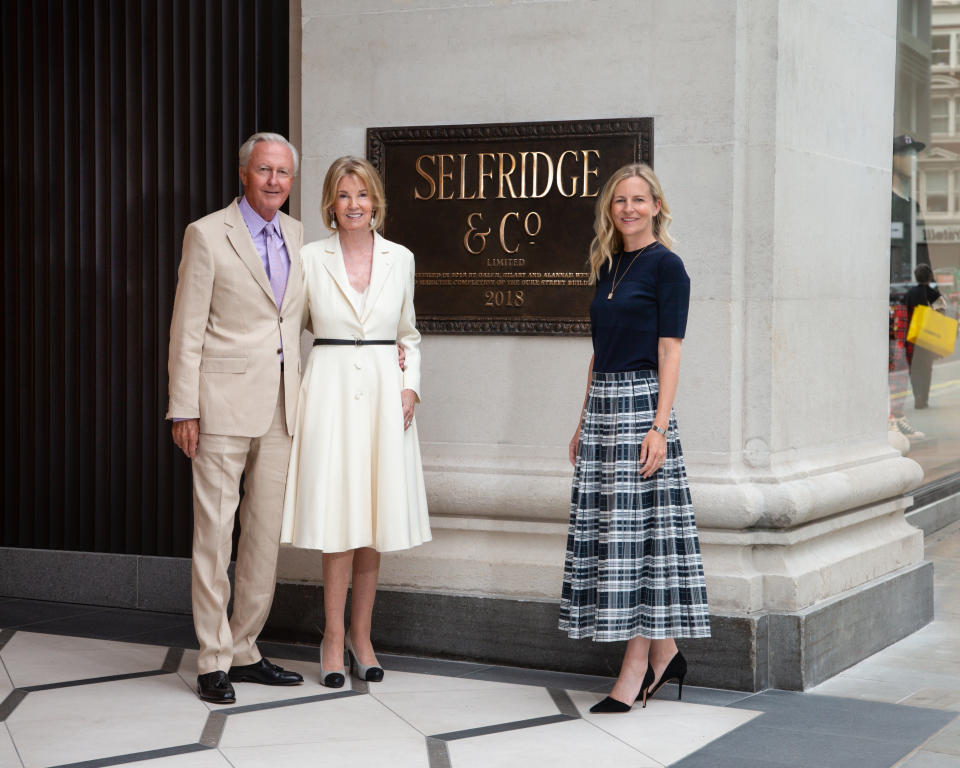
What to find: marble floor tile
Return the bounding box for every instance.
[219,694,417,747]
[446,717,662,768]
[2,632,168,687]
[175,649,350,708]
[809,674,924,704]
[6,674,207,768]
[568,691,760,766]
[460,665,615,693]
[0,724,21,768]
[925,717,960,757]
[900,689,960,711]
[375,683,561,735]
[900,750,960,767]
[124,750,234,767]
[368,669,535,696]
[220,734,430,768]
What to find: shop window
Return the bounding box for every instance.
[932,32,951,66]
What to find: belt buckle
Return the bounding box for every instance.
[354,336,362,348]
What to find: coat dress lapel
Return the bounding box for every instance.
[225,199,276,307]
[361,232,395,324]
[320,234,359,320]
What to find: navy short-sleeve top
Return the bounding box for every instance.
[590,243,690,372]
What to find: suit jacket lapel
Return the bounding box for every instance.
[361,233,395,324]
[321,234,360,320]
[225,200,275,306]
[278,212,301,314]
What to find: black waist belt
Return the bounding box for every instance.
[313,338,395,347]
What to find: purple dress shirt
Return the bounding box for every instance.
[237,196,290,307]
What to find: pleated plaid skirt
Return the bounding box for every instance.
[559,369,711,641]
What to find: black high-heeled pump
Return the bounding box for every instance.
[642,651,687,708]
[589,663,655,713]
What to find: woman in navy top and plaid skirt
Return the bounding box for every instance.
[559,163,710,713]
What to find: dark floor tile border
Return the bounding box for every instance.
[547,688,580,718]
[426,737,452,768]
[48,743,211,768]
[199,712,227,749]
[0,690,26,721]
[161,648,184,673]
[217,689,361,715]
[431,713,576,742]
[22,669,170,692]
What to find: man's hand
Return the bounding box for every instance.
[172,419,200,459]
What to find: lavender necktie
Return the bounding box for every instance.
[266,224,286,309]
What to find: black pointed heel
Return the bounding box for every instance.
[642,651,687,708]
[590,696,633,713]
[590,663,655,714]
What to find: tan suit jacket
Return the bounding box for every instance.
[166,199,304,436]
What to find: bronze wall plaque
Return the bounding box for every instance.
[367,118,652,334]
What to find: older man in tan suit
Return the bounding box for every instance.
[167,132,305,703]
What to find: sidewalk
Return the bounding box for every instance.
[1,523,959,768]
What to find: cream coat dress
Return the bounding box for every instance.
[280,232,431,552]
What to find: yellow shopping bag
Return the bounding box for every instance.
[907,304,958,357]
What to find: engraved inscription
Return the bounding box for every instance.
[368,118,652,334]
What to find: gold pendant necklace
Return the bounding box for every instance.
[607,241,657,300]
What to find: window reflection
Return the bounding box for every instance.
[890,0,960,487]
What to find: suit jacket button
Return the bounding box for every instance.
[279,316,284,323]
[276,348,282,354]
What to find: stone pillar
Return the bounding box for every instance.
[277,0,931,690]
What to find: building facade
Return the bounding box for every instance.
[2,0,957,691]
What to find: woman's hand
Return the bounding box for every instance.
[639,428,667,478]
[401,388,416,430]
[569,420,582,467]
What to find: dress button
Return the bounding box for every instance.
[354,392,362,400]
[354,361,363,370]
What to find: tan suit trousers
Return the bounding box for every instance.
[191,378,291,675]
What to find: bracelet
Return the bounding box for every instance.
[651,425,667,436]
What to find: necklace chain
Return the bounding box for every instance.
[607,241,657,300]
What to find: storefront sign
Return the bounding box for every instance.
[367,118,652,334]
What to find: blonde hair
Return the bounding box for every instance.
[587,163,674,284]
[321,156,386,233]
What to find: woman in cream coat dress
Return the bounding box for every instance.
[281,156,430,688]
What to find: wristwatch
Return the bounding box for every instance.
[651,425,667,436]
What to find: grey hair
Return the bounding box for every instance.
[238,132,300,175]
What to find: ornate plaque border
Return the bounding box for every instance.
[367,117,653,335]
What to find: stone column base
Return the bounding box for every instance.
[266,559,933,692]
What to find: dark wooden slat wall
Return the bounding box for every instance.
[0,0,290,557]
